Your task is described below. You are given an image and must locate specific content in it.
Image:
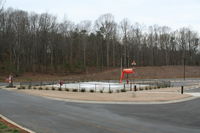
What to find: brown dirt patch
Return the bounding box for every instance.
[1,66,199,82]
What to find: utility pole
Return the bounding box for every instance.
[121,56,123,76]
[183,45,186,81]
[126,55,129,84]
[183,56,186,80]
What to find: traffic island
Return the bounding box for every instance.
[15,88,191,103]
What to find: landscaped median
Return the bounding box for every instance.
[0,116,29,133]
[4,86,192,103]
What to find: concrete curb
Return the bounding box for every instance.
[43,95,198,105]
[185,93,200,97]
[0,114,36,133]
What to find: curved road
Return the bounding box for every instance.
[0,89,200,133]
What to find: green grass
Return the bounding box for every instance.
[0,121,20,133]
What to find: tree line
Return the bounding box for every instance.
[0,6,200,74]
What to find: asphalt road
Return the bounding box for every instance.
[0,89,200,133]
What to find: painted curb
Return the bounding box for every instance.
[0,114,36,133]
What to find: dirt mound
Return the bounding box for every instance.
[5,66,199,82]
[75,66,200,81]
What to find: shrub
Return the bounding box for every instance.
[149,86,152,90]
[145,86,148,90]
[65,88,69,91]
[139,88,143,91]
[52,87,55,91]
[28,85,32,89]
[121,89,126,92]
[33,87,37,90]
[108,90,113,93]
[90,89,94,93]
[17,87,21,90]
[72,89,78,92]
[58,88,62,91]
[80,88,86,92]
[45,87,49,90]
[38,87,43,90]
[100,90,103,93]
[21,86,26,89]
[116,89,120,93]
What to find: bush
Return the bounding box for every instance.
[52,87,55,91]
[100,90,103,93]
[139,88,143,91]
[45,87,49,90]
[65,88,69,91]
[17,87,21,90]
[90,89,94,93]
[28,85,32,89]
[121,89,126,92]
[145,86,148,90]
[108,90,113,93]
[80,88,86,92]
[33,87,37,90]
[72,89,78,92]
[21,86,26,89]
[116,89,120,93]
[38,87,43,90]
[149,86,152,90]
[58,88,62,91]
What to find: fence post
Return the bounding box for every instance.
[181,86,184,94]
[124,83,125,90]
[130,83,132,91]
[134,85,137,92]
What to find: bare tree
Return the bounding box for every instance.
[0,8,200,75]
[78,20,91,70]
[120,18,131,67]
[95,13,116,68]
[0,0,5,13]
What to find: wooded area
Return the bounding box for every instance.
[0,5,200,74]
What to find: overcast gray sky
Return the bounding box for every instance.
[4,0,200,32]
